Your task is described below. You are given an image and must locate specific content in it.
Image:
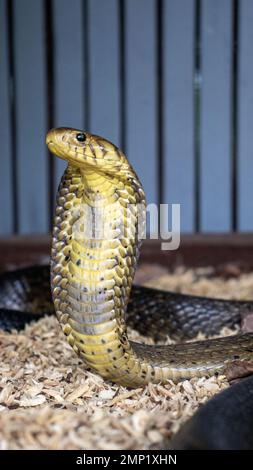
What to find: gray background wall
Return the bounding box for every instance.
[1,0,253,235]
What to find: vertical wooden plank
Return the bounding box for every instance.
[52,0,85,186]
[0,0,13,233]
[238,0,253,231]
[89,0,120,146]
[163,0,195,233]
[200,0,232,232]
[13,0,48,233]
[125,0,158,207]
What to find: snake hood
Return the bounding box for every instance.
[46,127,253,388]
[46,127,136,180]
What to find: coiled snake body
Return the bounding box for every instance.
[1,127,253,448]
[45,127,253,387]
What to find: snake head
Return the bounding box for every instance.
[46,127,130,176]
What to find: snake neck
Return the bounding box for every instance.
[51,163,150,386]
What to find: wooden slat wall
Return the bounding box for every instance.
[238,0,253,231]
[163,0,195,233]
[125,0,158,208]
[200,0,232,232]
[1,0,253,235]
[89,0,121,147]
[13,0,48,234]
[52,0,85,190]
[0,0,13,234]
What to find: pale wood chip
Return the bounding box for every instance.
[109,388,143,405]
[42,389,64,403]
[25,383,44,397]
[65,383,90,402]
[0,384,13,403]
[98,389,116,400]
[19,395,46,407]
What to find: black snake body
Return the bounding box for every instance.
[0,265,252,340]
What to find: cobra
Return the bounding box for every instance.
[46,127,253,388]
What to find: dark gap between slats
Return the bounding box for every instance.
[231,0,239,232]
[7,0,18,233]
[45,0,55,230]
[119,0,126,152]
[194,0,202,232]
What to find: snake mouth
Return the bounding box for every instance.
[46,138,71,163]
[46,133,93,170]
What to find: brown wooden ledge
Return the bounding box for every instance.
[1,233,253,271]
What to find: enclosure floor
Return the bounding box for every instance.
[1,265,253,450]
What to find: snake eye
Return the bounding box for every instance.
[76,133,86,142]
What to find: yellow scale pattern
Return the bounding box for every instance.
[47,128,253,388]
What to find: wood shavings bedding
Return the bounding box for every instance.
[0,266,252,450]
